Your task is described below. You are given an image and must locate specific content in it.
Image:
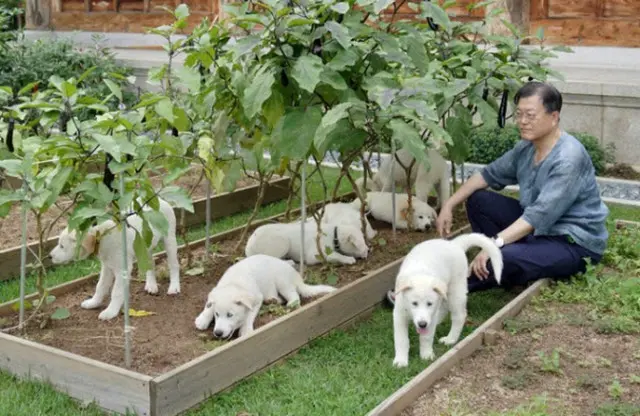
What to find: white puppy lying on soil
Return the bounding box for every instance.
[392,233,503,367]
[309,201,377,240]
[194,254,337,339]
[350,191,437,231]
[245,219,369,265]
[49,198,181,321]
[355,147,450,209]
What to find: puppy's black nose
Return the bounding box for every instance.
[418,321,428,329]
[213,330,223,338]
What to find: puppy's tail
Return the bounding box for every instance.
[296,281,337,298]
[451,233,503,284]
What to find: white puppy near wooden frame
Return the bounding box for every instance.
[392,233,503,367]
[49,197,181,321]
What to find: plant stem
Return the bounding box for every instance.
[205,178,211,257]
[390,140,397,236]
[18,181,28,332]
[300,160,307,277]
[119,174,132,368]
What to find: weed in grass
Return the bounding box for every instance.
[608,379,626,400]
[503,345,531,370]
[576,372,604,391]
[593,401,640,416]
[486,394,565,416]
[630,374,640,384]
[537,348,563,375]
[503,315,549,334]
[501,368,537,390]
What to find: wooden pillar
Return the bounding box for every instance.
[25,0,51,29]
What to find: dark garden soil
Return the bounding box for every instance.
[603,163,640,181]
[403,302,640,416]
[0,166,258,250]
[0,206,469,376]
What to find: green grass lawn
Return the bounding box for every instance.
[0,176,639,415]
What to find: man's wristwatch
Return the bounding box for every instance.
[493,236,505,248]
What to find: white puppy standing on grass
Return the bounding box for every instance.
[350,191,437,231]
[49,198,181,321]
[392,233,503,368]
[245,219,369,265]
[194,254,337,339]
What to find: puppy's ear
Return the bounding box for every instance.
[432,281,448,300]
[400,207,409,221]
[395,279,413,294]
[81,232,97,256]
[234,294,256,310]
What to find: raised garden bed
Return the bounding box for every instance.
[0,196,469,416]
[0,171,290,282]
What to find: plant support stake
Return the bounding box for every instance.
[205,178,211,254]
[299,159,306,277]
[18,180,28,329]
[119,174,132,368]
[390,140,397,234]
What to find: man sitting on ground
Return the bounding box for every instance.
[386,81,609,305]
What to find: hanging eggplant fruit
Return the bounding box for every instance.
[498,89,508,128]
[103,153,115,193]
[482,82,489,101]
[426,0,439,31]
[5,117,14,152]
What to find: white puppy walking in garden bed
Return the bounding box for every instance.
[194,254,337,339]
[392,233,503,367]
[49,198,181,321]
[245,219,369,265]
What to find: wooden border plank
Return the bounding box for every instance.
[0,332,152,415]
[149,226,472,416]
[0,177,290,282]
[366,278,550,416]
[0,189,354,317]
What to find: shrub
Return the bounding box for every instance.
[467,124,614,175]
[0,35,136,111]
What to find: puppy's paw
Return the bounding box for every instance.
[81,298,101,310]
[194,315,210,331]
[98,308,120,321]
[420,348,435,361]
[167,283,180,295]
[145,282,159,295]
[392,356,409,368]
[343,256,357,265]
[439,335,459,346]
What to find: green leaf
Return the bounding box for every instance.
[325,21,352,49]
[0,160,23,177]
[423,1,451,29]
[326,272,338,286]
[262,89,285,130]
[292,54,324,93]
[242,65,275,119]
[174,3,189,19]
[142,208,169,237]
[11,300,32,312]
[133,231,153,276]
[50,307,71,320]
[159,186,194,213]
[444,116,471,164]
[313,102,354,153]
[185,266,205,277]
[174,65,201,93]
[389,119,428,168]
[374,0,394,13]
[320,68,348,90]
[104,79,123,102]
[155,98,175,123]
[328,49,359,71]
[92,133,123,162]
[229,35,262,58]
[331,2,349,13]
[42,166,73,211]
[274,107,323,159]
[287,17,317,28]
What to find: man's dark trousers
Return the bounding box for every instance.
[465,190,601,292]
